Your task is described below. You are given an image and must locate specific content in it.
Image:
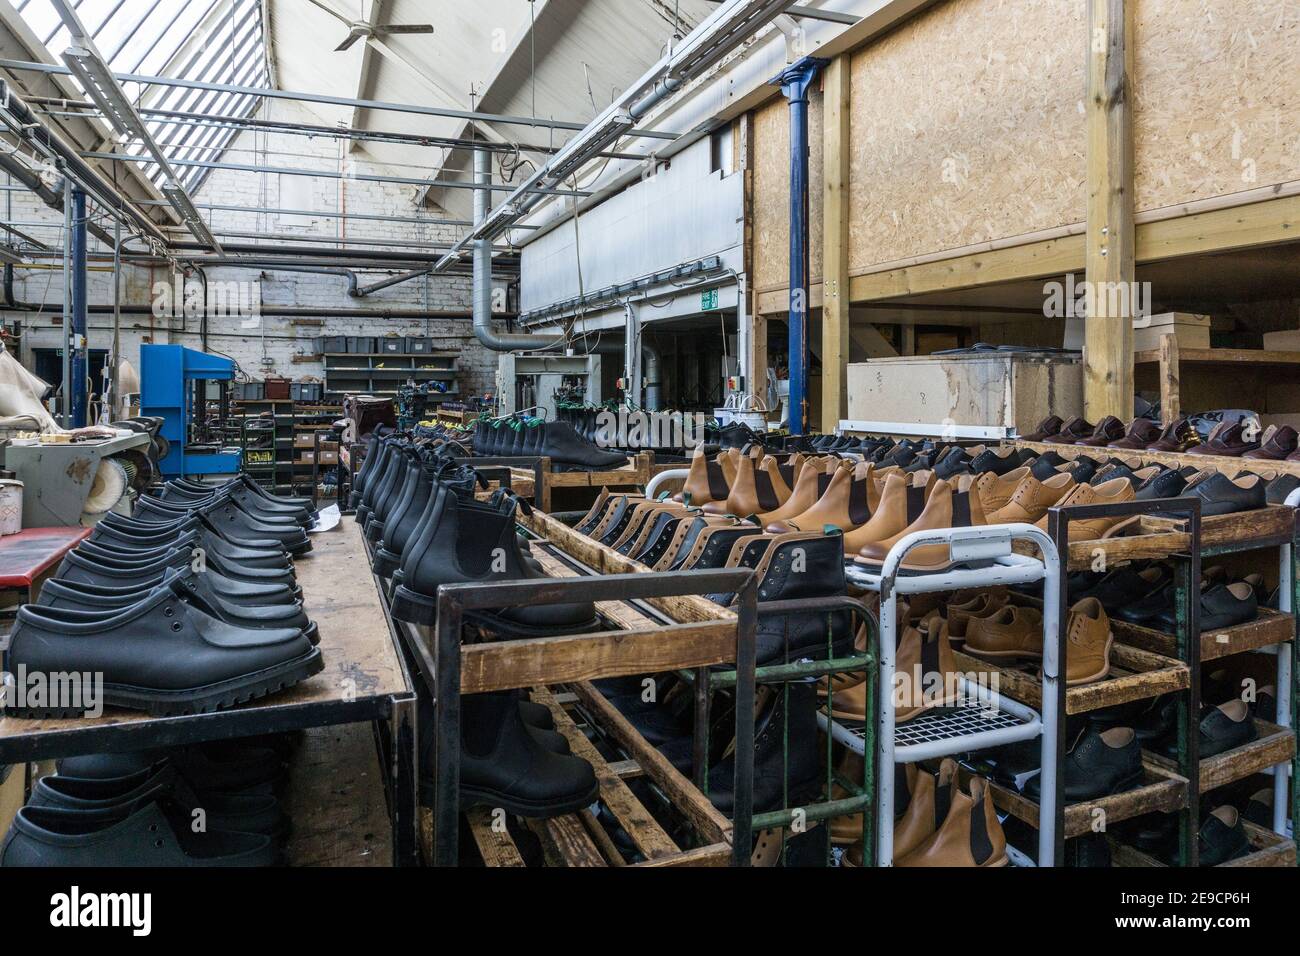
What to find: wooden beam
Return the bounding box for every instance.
[821,55,852,433]
[740,111,768,406]
[1084,0,1136,422]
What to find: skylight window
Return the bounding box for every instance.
[14,0,270,192]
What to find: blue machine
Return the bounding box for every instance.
[139,344,241,478]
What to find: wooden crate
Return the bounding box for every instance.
[1114,608,1294,663]
[533,452,655,513]
[954,644,1189,716]
[960,765,1188,840]
[1144,719,1295,791]
[1109,821,1296,868]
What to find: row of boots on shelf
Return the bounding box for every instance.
[353,433,604,819]
[2,475,322,718]
[469,416,628,468]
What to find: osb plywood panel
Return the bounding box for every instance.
[848,0,1086,273]
[1133,0,1300,212]
[753,92,825,295]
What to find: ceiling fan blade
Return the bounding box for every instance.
[302,0,355,27]
[334,32,363,51]
[376,24,435,35]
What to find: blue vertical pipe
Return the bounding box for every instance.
[70,187,88,428]
[773,57,827,437]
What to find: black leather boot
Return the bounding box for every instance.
[4,582,321,717]
[708,681,820,814]
[390,493,597,635]
[418,694,598,818]
[539,421,628,468]
[354,436,400,518]
[364,447,419,544]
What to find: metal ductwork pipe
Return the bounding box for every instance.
[471,144,565,352]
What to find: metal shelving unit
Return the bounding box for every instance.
[833,524,1062,866]
[322,352,458,404]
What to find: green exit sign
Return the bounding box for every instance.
[701,288,719,311]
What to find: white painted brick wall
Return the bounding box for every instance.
[1,100,504,400]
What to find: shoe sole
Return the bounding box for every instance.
[447,780,601,820]
[4,648,324,718]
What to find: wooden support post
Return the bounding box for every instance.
[1158,333,1180,426]
[740,112,768,409]
[821,55,851,434]
[1084,0,1136,422]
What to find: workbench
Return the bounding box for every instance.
[0,520,418,866]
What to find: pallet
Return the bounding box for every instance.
[960,765,1188,840]
[1144,719,1296,791]
[533,453,655,512]
[1109,821,1296,868]
[1114,608,1294,662]
[953,644,1189,716]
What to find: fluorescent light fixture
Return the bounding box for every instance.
[162,181,224,255]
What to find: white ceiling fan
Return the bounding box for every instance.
[303,0,434,52]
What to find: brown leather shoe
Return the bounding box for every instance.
[989,472,1077,523]
[897,776,1007,867]
[1146,415,1199,452]
[707,453,793,516]
[1021,415,1063,442]
[944,590,1009,648]
[854,477,988,572]
[1032,476,1138,539]
[1043,416,1093,444]
[780,464,873,533]
[677,448,729,506]
[975,466,1032,513]
[1066,596,1113,685]
[963,604,1043,660]
[894,758,957,859]
[894,614,961,722]
[1075,415,1126,447]
[1243,424,1299,460]
[840,472,930,555]
[1187,419,1260,457]
[760,458,843,528]
[1108,418,1163,449]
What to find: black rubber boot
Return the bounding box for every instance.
[89,521,290,571]
[708,681,820,815]
[538,421,628,469]
[390,493,597,635]
[38,567,317,644]
[54,550,301,605]
[364,447,419,544]
[4,581,321,717]
[1,802,276,866]
[418,694,597,818]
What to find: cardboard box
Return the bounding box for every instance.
[1132,312,1211,352]
[1262,329,1300,351]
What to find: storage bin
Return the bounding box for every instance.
[379,337,404,354]
[319,336,347,354]
[233,382,264,401]
[346,336,376,354]
[404,337,434,354]
[291,382,323,402]
[264,378,291,400]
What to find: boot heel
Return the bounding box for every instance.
[372,549,400,577]
[390,585,438,625]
